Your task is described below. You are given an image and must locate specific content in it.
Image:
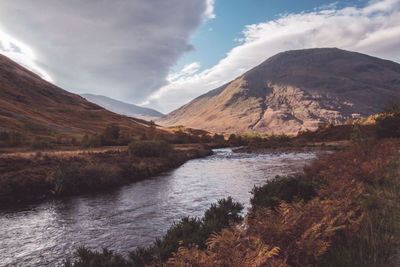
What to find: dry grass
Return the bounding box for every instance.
[167,139,400,267]
[0,146,127,159]
[0,144,212,205]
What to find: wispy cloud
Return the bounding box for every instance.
[167,62,201,82]
[146,0,400,113]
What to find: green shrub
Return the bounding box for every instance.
[128,140,172,157]
[153,217,204,261]
[144,197,243,262]
[65,197,244,266]
[250,175,316,210]
[128,247,154,267]
[151,197,244,262]
[202,197,244,235]
[64,247,130,267]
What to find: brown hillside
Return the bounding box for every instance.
[0,54,155,138]
[158,48,400,134]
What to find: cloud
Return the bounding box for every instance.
[146,0,400,113]
[205,0,216,19]
[0,0,214,102]
[0,28,52,81]
[167,62,201,82]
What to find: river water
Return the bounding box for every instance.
[0,148,319,266]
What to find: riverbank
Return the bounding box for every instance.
[64,138,400,266]
[233,140,350,154]
[1,147,317,266]
[167,138,400,266]
[0,143,213,207]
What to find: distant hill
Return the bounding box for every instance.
[158,48,400,134]
[81,94,163,121]
[0,53,161,139]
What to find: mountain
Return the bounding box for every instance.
[0,53,157,139]
[81,93,163,121]
[158,48,400,134]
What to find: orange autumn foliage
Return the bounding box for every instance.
[166,139,399,267]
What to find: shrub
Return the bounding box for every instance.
[81,134,89,147]
[137,197,243,263]
[227,134,246,146]
[171,131,197,144]
[102,124,120,145]
[128,247,154,267]
[103,124,120,140]
[154,217,204,261]
[88,134,103,147]
[64,247,130,267]
[65,197,244,266]
[250,175,316,210]
[200,133,212,143]
[48,161,124,196]
[0,131,22,147]
[212,134,226,144]
[0,131,10,147]
[128,140,172,157]
[375,112,400,139]
[202,197,244,235]
[47,160,80,196]
[30,137,52,150]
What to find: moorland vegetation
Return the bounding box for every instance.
[64,105,400,266]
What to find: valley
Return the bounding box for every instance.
[0,48,399,267]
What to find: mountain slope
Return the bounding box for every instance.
[0,54,155,138]
[158,48,400,134]
[81,93,163,121]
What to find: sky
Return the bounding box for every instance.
[0,0,399,113]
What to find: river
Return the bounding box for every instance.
[0,148,319,266]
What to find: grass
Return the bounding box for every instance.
[59,136,400,266]
[0,144,212,205]
[168,138,400,266]
[127,140,172,157]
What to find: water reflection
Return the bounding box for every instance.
[0,148,318,266]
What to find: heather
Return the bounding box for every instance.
[64,137,400,266]
[169,139,400,266]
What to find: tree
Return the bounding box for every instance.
[376,97,400,139]
[103,124,120,141]
[382,96,400,114]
